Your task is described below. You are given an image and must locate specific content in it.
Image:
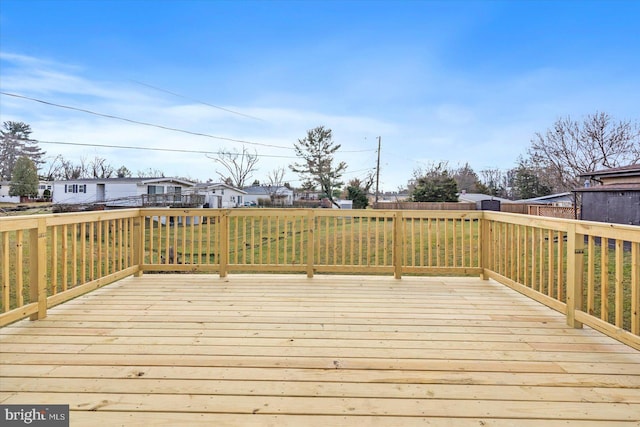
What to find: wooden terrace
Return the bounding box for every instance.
[1,208,639,425]
[2,274,639,425]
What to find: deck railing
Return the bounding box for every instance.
[1,208,638,349]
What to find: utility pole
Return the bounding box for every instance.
[375,136,381,206]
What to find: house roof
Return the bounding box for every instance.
[53,177,196,186]
[244,185,293,196]
[192,182,246,194]
[573,184,640,193]
[458,193,512,203]
[516,192,573,204]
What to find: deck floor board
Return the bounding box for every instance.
[2,274,639,426]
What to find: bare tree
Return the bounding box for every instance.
[529,112,640,191]
[90,157,115,178]
[41,154,66,181]
[137,168,166,178]
[265,167,287,205]
[453,163,488,194]
[207,146,259,189]
[61,156,88,179]
[479,168,510,198]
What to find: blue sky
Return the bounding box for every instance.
[1,0,638,191]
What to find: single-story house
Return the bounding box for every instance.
[52,177,199,208]
[516,192,574,206]
[244,185,294,206]
[294,189,323,201]
[458,192,512,210]
[0,180,52,203]
[185,182,246,208]
[376,191,411,203]
[0,181,19,203]
[573,164,640,225]
[331,199,353,209]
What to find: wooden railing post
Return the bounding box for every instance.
[133,211,143,277]
[220,210,229,278]
[566,223,584,328]
[480,215,490,280]
[393,211,403,279]
[29,218,47,320]
[306,210,315,278]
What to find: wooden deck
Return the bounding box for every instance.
[1,274,639,426]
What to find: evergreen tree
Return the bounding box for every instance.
[511,161,552,199]
[411,164,459,202]
[9,156,39,199]
[0,121,46,180]
[346,179,370,209]
[290,126,347,208]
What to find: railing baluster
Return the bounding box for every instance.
[1,232,9,311]
[601,238,609,322]
[615,239,624,327]
[587,235,595,314]
[50,226,58,295]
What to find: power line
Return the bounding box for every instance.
[1,91,376,154]
[130,80,266,122]
[1,91,292,150]
[36,139,299,159]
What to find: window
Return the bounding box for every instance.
[167,186,182,194]
[64,184,86,193]
[148,185,164,195]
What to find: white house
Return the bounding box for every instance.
[52,177,198,207]
[244,185,294,206]
[0,181,19,203]
[516,192,574,207]
[332,199,353,209]
[185,182,246,208]
[0,180,52,203]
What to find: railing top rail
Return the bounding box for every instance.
[138,207,484,219]
[484,210,640,240]
[0,208,141,231]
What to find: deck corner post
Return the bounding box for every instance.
[29,218,47,320]
[306,209,315,278]
[566,223,584,328]
[393,210,403,279]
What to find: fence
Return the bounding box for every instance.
[528,205,578,219]
[375,201,575,218]
[1,208,638,349]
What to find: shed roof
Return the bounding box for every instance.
[578,164,640,179]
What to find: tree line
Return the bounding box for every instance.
[1,111,638,204]
[409,112,639,202]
